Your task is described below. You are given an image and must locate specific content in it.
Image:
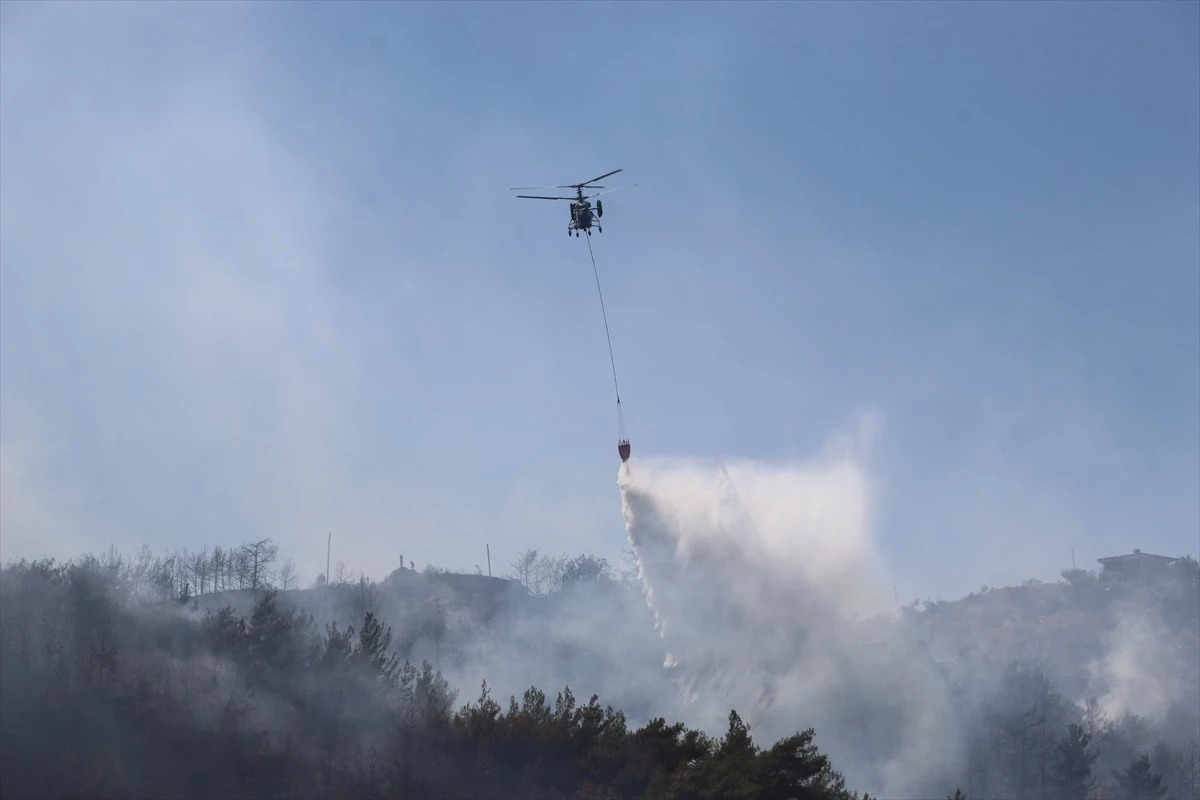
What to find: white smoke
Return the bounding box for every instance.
[617,434,960,796]
[1087,600,1194,725]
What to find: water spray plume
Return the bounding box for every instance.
[615,438,961,797]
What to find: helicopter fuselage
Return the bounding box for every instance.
[571,200,594,230]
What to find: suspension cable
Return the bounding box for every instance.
[584,233,626,438]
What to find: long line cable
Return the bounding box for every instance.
[585,233,625,438]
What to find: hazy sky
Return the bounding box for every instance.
[2,0,1196,601]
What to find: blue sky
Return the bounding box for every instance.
[1,0,1196,601]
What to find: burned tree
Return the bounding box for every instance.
[240,538,279,593]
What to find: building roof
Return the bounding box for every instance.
[1097,548,1178,565]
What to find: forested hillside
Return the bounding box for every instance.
[0,548,861,800]
[899,558,1199,799]
[1,541,1197,799]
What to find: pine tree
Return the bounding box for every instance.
[696,710,760,800]
[1115,754,1168,800]
[759,726,852,800]
[354,611,400,687]
[1052,723,1097,799]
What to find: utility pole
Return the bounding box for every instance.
[1071,548,1076,570]
[323,532,333,627]
[487,544,492,578]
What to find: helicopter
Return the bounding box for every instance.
[510,168,637,237]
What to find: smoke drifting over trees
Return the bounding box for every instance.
[0,548,863,799]
[3,445,1197,800]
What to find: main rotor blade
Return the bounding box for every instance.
[581,168,622,187]
[509,186,561,191]
[586,183,638,199]
[516,194,573,200]
[557,168,623,189]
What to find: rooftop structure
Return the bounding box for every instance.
[1096,548,1178,584]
